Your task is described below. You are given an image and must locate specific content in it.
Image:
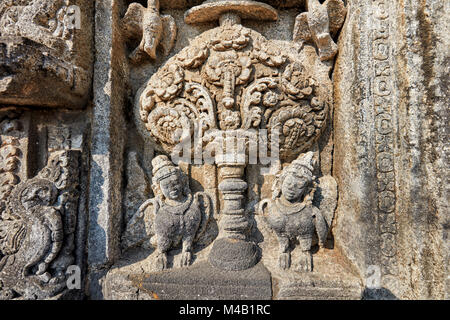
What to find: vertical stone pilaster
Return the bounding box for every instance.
[87,0,127,299]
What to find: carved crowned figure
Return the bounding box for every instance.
[258,151,331,272]
[133,0,338,271]
[122,155,211,270]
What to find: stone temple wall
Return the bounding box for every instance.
[0,0,447,300]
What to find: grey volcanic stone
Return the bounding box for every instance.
[105,260,272,300]
[208,238,260,271]
[1,0,448,301]
[333,0,449,299]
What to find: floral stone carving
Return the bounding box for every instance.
[122,155,211,270]
[136,12,332,162]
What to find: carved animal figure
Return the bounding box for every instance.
[0,150,80,299]
[122,0,177,62]
[258,152,334,272]
[293,0,347,61]
[122,155,211,270]
[0,179,63,283]
[18,180,63,282]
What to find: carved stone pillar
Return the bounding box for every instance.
[208,159,258,270]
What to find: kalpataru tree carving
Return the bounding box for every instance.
[258,151,337,272]
[137,21,330,161]
[122,155,211,270]
[0,150,80,300]
[134,0,337,271]
[0,0,92,108]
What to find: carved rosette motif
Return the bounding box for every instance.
[137,21,332,162]
[372,0,398,280]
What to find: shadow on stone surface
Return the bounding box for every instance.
[362,288,399,300]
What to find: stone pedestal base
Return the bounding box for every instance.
[104,258,272,300]
[208,238,259,271]
[103,249,363,300]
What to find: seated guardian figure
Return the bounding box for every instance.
[258,152,329,272]
[122,155,211,270]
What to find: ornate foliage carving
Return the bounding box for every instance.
[136,18,332,161]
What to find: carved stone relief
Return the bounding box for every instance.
[0,0,93,108]
[0,110,85,300]
[258,151,336,272]
[0,0,445,302]
[122,0,177,63]
[0,150,81,299]
[107,0,350,297]
[122,155,212,270]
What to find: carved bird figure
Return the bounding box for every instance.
[122,0,177,63]
[293,0,347,61]
[0,179,63,284]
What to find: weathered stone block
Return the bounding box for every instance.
[0,0,93,108]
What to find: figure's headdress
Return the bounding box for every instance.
[283,151,316,181]
[152,155,178,183]
[272,151,317,200]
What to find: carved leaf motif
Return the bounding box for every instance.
[281,62,315,100]
[184,82,217,133]
[147,106,192,149]
[140,63,185,123]
[178,44,209,69]
[210,24,250,51]
[252,40,286,67]
[268,102,325,159]
[241,77,279,130]
[137,23,330,160]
